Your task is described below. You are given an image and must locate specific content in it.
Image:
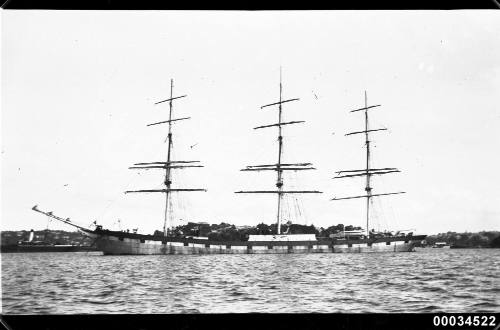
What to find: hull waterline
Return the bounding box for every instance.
[83,229,425,255]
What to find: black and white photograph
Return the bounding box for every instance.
[1,8,499,323]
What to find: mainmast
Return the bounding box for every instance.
[363,91,371,239]
[236,71,322,235]
[163,79,175,237]
[126,79,206,237]
[276,70,284,234]
[331,91,405,236]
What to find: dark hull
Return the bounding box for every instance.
[1,245,97,253]
[83,229,426,255]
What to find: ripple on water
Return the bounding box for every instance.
[1,249,499,313]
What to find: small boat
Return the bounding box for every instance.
[432,242,451,249]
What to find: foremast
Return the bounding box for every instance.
[125,79,206,237]
[331,91,405,236]
[236,71,322,235]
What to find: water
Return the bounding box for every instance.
[1,249,499,313]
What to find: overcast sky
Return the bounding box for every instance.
[2,10,499,235]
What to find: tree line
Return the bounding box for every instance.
[166,222,363,241]
[425,231,500,248]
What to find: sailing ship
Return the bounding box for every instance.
[32,78,425,254]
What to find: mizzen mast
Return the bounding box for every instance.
[125,79,206,237]
[236,71,322,234]
[331,91,405,236]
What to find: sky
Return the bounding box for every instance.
[1,10,499,236]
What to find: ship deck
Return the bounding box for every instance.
[85,228,425,247]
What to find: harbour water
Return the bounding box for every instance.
[1,248,498,314]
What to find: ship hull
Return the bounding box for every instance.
[83,229,425,255]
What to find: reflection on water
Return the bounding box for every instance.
[2,249,499,313]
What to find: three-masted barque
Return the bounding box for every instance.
[32,79,425,255]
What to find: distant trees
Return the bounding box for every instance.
[490,235,500,248]
[316,224,363,237]
[170,222,211,237]
[424,231,500,248]
[0,230,94,246]
[169,221,362,241]
[172,222,500,246]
